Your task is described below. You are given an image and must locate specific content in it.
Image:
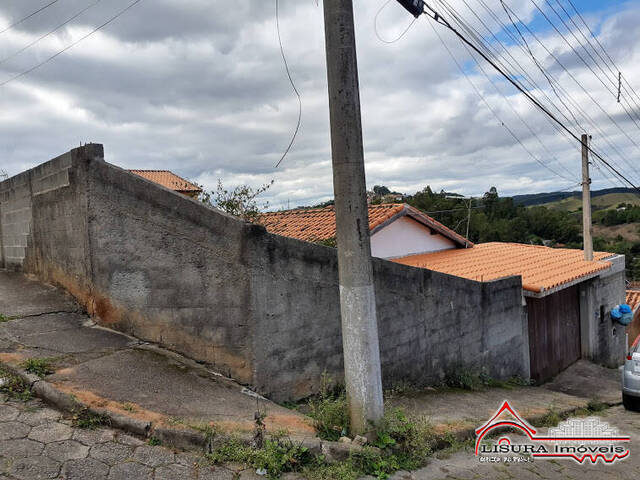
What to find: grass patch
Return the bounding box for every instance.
[21,358,55,378]
[0,367,32,401]
[71,409,111,429]
[148,437,161,446]
[307,374,349,441]
[443,366,530,391]
[532,407,562,428]
[121,403,137,413]
[533,399,611,428]
[208,437,312,479]
[0,314,9,323]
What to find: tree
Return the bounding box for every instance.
[372,185,391,196]
[199,180,273,222]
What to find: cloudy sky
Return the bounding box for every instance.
[0,0,639,209]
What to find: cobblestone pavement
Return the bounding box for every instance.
[409,406,640,480]
[0,396,258,480]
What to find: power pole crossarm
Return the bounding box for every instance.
[582,134,593,261]
[323,0,384,434]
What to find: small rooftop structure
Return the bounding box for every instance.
[259,203,471,258]
[394,242,614,296]
[128,170,202,198]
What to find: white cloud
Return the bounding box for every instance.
[0,0,639,208]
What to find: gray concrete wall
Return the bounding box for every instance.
[1,145,530,401]
[248,224,528,401]
[580,255,627,368]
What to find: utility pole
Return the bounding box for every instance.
[323,0,384,434]
[582,134,593,261]
[465,198,472,247]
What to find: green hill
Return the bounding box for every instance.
[537,192,640,212]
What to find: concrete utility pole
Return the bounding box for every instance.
[323,0,384,434]
[582,134,593,261]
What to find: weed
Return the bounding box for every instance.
[121,403,137,413]
[72,409,110,429]
[443,367,530,392]
[532,408,562,428]
[301,459,360,480]
[148,437,161,446]
[307,373,349,441]
[443,366,487,391]
[0,367,32,401]
[586,399,607,413]
[0,314,9,323]
[21,358,54,378]
[209,437,311,479]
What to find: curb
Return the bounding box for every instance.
[0,359,335,456]
[0,360,211,451]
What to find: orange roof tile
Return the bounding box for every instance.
[394,242,614,293]
[627,290,640,312]
[129,170,202,193]
[258,204,470,247]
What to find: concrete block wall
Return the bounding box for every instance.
[1,145,530,401]
[248,226,528,401]
[0,149,79,271]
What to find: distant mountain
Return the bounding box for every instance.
[511,188,639,207]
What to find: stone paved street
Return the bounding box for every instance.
[0,396,244,480]
[409,405,640,480]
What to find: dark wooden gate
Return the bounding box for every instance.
[526,286,581,383]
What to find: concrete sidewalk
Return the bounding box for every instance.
[0,271,316,451]
[389,359,622,439]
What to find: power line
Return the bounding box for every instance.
[563,0,640,118]
[0,1,61,35]
[436,0,578,178]
[497,2,640,186]
[0,0,103,67]
[424,4,640,194]
[0,0,145,89]
[428,16,575,183]
[529,0,640,132]
[274,0,302,168]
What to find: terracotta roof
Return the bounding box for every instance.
[258,204,470,247]
[128,170,202,193]
[627,290,640,312]
[394,242,614,293]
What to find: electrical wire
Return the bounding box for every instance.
[428,17,575,183]
[0,1,61,36]
[375,0,418,44]
[437,0,582,179]
[0,0,146,88]
[424,4,640,194]
[496,1,640,186]
[0,0,103,67]
[564,0,640,117]
[529,0,640,132]
[274,0,302,168]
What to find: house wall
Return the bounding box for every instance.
[1,145,531,401]
[370,216,456,259]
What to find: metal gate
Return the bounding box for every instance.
[526,285,581,383]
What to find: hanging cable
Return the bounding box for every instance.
[375,0,418,44]
[274,0,302,168]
